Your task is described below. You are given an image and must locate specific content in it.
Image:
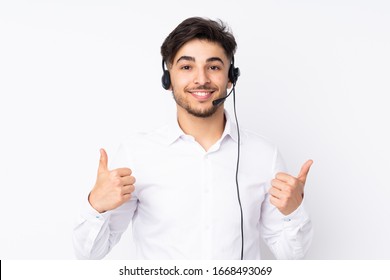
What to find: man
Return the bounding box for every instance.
[73,17,313,260]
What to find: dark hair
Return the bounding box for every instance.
[161,17,237,65]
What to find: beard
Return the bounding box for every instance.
[172,88,226,118]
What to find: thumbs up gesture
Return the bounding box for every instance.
[88,149,136,213]
[269,160,313,216]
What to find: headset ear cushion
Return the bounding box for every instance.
[228,65,234,83]
[161,70,171,90]
[229,65,240,84]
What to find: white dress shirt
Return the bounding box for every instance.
[73,111,313,260]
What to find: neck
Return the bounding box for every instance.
[177,106,226,151]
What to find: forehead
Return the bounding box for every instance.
[173,39,228,63]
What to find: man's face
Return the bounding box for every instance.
[169,39,232,118]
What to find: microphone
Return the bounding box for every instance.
[212,87,235,106]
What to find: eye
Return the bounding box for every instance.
[180,65,191,70]
[209,65,221,71]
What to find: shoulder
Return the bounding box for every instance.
[118,123,172,150]
[234,126,286,178]
[120,131,149,146]
[240,127,277,152]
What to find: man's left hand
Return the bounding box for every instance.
[269,160,313,216]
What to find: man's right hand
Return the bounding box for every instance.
[88,148,135,213]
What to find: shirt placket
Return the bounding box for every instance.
[200,152,213,259]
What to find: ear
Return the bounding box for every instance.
[227,81,233,89]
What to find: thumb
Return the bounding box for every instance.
[98,148,109,173]
[298,159,313,183]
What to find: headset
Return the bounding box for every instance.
[161,57,244,260]
[161,60,171,90]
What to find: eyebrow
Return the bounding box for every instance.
[176,56,225,65]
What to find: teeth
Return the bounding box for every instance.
[192,91,211,96]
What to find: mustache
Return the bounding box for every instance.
[187,85,217,91]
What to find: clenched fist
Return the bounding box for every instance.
[269,160,313,216]
[88,148,136,213]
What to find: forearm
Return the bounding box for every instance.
[72,205,115,259]
[261,205,313,259]
[72,198,135,259]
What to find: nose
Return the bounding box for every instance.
[194,68,210,85]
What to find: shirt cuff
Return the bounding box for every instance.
[282,203,310,228]
[81,194,112,222]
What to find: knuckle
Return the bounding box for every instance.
[289,177,298,186]
[112,178,122,186]
[110,170,119,177]
[285,188,292,196]
[121,168,132,175]
[275,173,283,180]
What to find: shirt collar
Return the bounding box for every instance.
[158,110,239,146]
[223,110,239,143]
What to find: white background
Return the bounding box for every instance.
[0,0,389,260]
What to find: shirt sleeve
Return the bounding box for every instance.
[72,142,138,259]
[259,148,314,259]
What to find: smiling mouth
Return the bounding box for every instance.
[188,89,215,100]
